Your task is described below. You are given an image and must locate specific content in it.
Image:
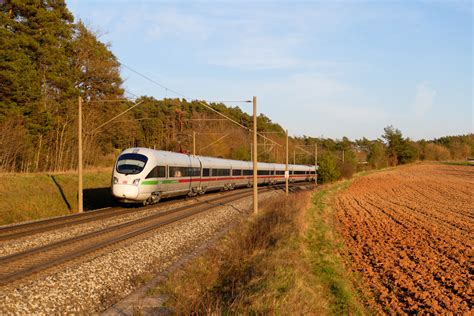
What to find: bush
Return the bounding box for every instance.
[423,143,450,161]
[340,162,356,179]
[318,153,340,183]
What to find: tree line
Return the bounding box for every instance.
[1,1,472,176]
[299,127,473,183]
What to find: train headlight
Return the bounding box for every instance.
[113,177,118,184]
[133,178,140,186]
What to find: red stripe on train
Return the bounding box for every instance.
[177,175,310,183]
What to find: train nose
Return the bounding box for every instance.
[112,184,139,199]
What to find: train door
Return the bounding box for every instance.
[189,156,202,195]
[199,159,204,191]
[167,156,192,195]
[184,155,193,193]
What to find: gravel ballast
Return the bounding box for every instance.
[0,191,279,314]
[0,192,234,257]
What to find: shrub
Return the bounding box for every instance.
[318,152,340,183]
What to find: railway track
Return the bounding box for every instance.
[0,185,268,241]
[0,182,312,286]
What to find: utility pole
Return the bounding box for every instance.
[252,96,258,214]
[314,143,318,185]
[192,131,196,155]
[285,129,289,195]
[293,150,296,165]
[78,96,83,213]
[342,150,345,163]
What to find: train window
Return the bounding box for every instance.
[185,167,201,177]
[169,167,182,177]
[145,166,166,179]
[257,170,271,175]
[219,169,230,176]
[169,167,201,177]
[276,170,285,175]
[202,168,210,177]
[116,153,148,175]
[232,169,242,176]
[243,169,252,176]
[212,169,230,176]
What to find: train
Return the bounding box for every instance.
[112,147,317,204]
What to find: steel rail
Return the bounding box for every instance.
[0,186,258,241]
[0,183,314,286]
[0,182,312,286]
[0,188,254,265]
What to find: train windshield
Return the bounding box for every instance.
[116,153,148,175]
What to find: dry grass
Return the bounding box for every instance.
[0,169,113,225]
[156,191,333,314]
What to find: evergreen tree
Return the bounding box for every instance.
[367,140,388,169]
[318,152,340,183]
[382,126,418,165]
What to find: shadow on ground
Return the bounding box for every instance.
[84,187,119,210]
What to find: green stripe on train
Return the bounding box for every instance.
[141,180,159,185]
[141,179,177,185]
[161,180,177,184]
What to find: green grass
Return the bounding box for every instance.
[0,168,113,225]
[306,180,366,315]
[152,180,371,314]
[155,192,332,314]
[440,161,474,166]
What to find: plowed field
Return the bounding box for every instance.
[335,164,473,314]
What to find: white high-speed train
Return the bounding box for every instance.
[112,147,316,204]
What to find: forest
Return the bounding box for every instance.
[1,1,473,181]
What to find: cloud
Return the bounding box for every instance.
[145,10,212,41]
[245,73,389,132]
[413,83,436,116]
[206,36,304,70]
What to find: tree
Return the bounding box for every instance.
[318,152,340,183]
[423,143,450,161]
[382,126,418,165]
[0,0,76,171]
[367,140,388,169]
[398,140,419,164]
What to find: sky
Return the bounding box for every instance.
[67,0,472,140]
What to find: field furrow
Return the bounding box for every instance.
[335,164,473,314]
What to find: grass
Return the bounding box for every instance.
[440,161,474,166]
[153,183,369,314]
[0,168,113,225]
[306,180,366,315]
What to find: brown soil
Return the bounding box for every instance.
[335,164,473,314]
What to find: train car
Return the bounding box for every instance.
[112,147,316,205]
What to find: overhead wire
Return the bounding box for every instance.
[87,100,144,135]
[119,62,283,148]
